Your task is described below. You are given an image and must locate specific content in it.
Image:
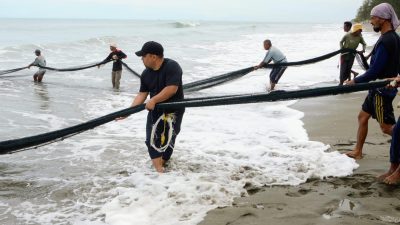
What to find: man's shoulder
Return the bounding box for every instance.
[164,58,178,65]
[342,33,351,38]
[382,30,400,41]
[164,58,181,70]
[268,46,279,53]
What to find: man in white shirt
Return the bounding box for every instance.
[28,49,46,82]
[255,39,287,91]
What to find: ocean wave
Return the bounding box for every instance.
[172,21,200,28]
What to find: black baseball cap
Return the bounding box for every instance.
[135,41,164,57]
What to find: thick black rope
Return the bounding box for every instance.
[355,52,370,70]
[1,49,359,92]
[38,60,111,72]
[121,62,141,78]
[183,67,255,92]
[264,48,357,68]
[0,105,146,153]
[0,80,389,154]
[182,49,358,92]
[0,66,29,76]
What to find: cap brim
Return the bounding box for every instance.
[135,50,144,56]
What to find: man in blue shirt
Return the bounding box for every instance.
[345,3,400,162]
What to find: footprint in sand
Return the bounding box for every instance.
[285,188,313,197]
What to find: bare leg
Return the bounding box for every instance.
[346,110,370,159]
[33,74,38,82]
[379,123,393,136]
[151,157,165,173]
[37,73,44,82]
[378,163,399,181]
[269,82,276,91]
[383,163,400,184]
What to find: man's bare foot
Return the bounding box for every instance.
[383,170,400,185]
[345,150,363,159]
[377,170,394,182]
[155,166,165,173]
[152,157,165,173]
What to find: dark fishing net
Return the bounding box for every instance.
[0,80,388,154]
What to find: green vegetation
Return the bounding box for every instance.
[355,0,400,22]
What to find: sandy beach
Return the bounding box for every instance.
[199,89,400,225]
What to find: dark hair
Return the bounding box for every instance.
[264,39,272,46]
[344,21,352,28]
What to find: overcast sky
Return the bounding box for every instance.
[1,0,365,23]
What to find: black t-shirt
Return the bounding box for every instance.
[140,58,184,112]
[102,50,127,71]
[372,30,400,79]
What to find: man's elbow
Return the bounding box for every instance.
[167,86,179,94]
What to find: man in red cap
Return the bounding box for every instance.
[98,43,127,89]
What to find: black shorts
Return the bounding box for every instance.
[362,91,395,125]
[269,66,287,84]
[145,109,184,160]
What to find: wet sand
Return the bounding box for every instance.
[199,91,400,225]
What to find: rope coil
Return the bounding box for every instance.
[150,113,175,152]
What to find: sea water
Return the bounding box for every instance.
[0,18,379,225]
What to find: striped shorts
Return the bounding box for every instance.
[362,91,395,125]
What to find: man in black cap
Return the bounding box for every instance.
[119,41,184,173]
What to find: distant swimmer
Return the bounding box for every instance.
[98,43,127,89]
[344,2,400,160]
[28,49,46,82]
[117,41,185,173]
[254,39,287,91]
[339,23,367,85]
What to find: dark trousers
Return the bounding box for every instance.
[390,118,400,163]
[339,55,355,85]
[145,110,184,160]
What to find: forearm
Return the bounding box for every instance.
[131,92,148,107]
[150,86,178,104]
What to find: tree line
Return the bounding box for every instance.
[355,0,400,22]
